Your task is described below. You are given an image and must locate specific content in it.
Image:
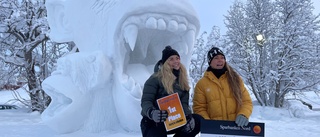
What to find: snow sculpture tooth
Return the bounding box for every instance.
[182,42,188,54]
[183,30,195,54]
[178,23,187,32]
[171,41,187,55]
[138,43,148,59]
[131,83,142,99]
[146,17,157,29]
[188,24,197,32]
[157,18,166,30]
[122,76,141,99]
[180,42,189,66]
[124,24,138,51]
[167,20,178,32]
[129,41,148,60]
[123,75,134,91]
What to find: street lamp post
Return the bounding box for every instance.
[255,33,267,104]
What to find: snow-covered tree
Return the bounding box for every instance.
[0,0,49,112]
[225,0,320,107]
[0,0,71,112]
[226,0,276,106]
[271,0,320,107]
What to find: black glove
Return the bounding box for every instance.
[148,109,168,123]
[182,115,195,133]
[235,114,249,127]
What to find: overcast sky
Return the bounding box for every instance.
[191,0,320,34]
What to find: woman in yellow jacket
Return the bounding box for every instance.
[192,47,253,127]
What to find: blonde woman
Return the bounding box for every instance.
[193,47,253,127]
[140,46,200,137]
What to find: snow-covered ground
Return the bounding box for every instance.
[1,89,320,137]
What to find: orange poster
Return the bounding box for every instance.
[157,93,187,131]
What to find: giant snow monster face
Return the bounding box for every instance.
[42,0,199,134]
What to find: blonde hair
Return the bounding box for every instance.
[156,61,190,94]
[225,62,242,112]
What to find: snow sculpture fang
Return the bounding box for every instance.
[42,0,200,133]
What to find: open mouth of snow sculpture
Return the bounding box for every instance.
[118,13,198,92]
[111,10,199,131]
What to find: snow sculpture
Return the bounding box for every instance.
[42,0,200,133]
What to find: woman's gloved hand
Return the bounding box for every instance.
[148,109,168,123]
[235,114,249,127]
[182,115,195,133]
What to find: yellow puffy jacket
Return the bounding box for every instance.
[192,71,252,120]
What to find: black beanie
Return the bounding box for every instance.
[207,47,225,65]
[161,46,180,63]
